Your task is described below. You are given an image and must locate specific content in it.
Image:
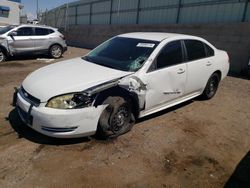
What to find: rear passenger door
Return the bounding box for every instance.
[184,39,215,95]
[33,28,54,52]
[144,40,187,110]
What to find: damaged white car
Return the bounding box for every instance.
[13,33,230,139]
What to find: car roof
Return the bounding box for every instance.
[18,24,57,30]
[118,32,196,42]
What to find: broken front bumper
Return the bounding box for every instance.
[14,92,107,138]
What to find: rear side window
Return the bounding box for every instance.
[35,28,54,35]
[184,40,206,61]
[156,40,183,69]
[204,43,215,57]
[16,27,34,36]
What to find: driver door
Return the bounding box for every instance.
[7,27,35,54]
[143,40,187,111]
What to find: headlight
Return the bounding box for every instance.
[46,93,93,109]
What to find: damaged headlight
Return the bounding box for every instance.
[46,93,94,109]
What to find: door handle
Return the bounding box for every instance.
[206,61,212,66]
[177,68,185,74]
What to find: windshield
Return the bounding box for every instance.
[82,37,159,72]
[0,25,16,35]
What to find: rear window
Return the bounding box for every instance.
[184,40,206,61]
[35,28,54,36]
[204,43,215,57]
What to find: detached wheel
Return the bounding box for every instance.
[97,97,135,139]
[49,44,62,59]
[201,73,220,100]
[0,49,6,62]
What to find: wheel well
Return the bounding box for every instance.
[94,86,140,119]
[0,46,8,57]
[214,70,222,81]
[49,43,63,51]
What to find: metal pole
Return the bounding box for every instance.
[136,0,141,24]
[117,0,120,17]
[89,3,92,25]
[65,3,68,32]
[109,0,113,25]
[242,0,249,22]
[75,6,78,25]
[37,0,39,19]
[176,0,182,24]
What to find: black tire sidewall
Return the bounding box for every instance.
[97,97,134,139]
[0,50,6,62]
[204,73,220,99]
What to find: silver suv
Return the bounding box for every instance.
[0,25,67,62]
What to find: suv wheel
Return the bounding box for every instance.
[49,44,62,59]
[97,97,135,139]
[0,49,6,62]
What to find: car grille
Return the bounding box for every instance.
[19,87,41,107]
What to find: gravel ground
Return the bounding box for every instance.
[0,47,249,188]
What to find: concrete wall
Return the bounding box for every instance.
[65,23,250,76]
[0,0,21,25]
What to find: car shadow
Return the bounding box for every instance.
[137,100,194,123]
[8,108,91,145]
[8,98,196,145]
[224,150,250,188]
[7,54,64,61]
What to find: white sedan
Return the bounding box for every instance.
[13,33,230,139]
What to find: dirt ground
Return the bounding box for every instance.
[0,47,250,188]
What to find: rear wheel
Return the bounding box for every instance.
[49,44,63,59]
[201,73,220,100]
[0,49,6,63]
[96,97,135,139]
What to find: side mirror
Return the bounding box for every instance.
[8,31,17,37]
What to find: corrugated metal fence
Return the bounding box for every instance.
[41,0,250,30]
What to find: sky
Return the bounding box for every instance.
[21,0,77,19]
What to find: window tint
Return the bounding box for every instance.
[35,28,50,35]
[184,40,206,61]
[204,43,214,57]
[49,29,54,34]
[16,27,33,36]
[156,40,183,69]
[83,37,159,72]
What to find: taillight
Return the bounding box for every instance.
[60,35,66,40]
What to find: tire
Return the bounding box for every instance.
[201,73,220,100]
[0,49,6,63]
[49,44,63,59]
[96,96,135,139]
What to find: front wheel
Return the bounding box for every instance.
[96,97,135,139]
[201,73,220,100]
[0,49,6,63]
[49,44,63,59]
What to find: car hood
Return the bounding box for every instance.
[22,57,132,102]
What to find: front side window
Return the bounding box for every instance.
[0,25,16,34]
[16,27,34,36]
[184,40,206,61]
[156,40,183,69]
[82,37,159,72]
